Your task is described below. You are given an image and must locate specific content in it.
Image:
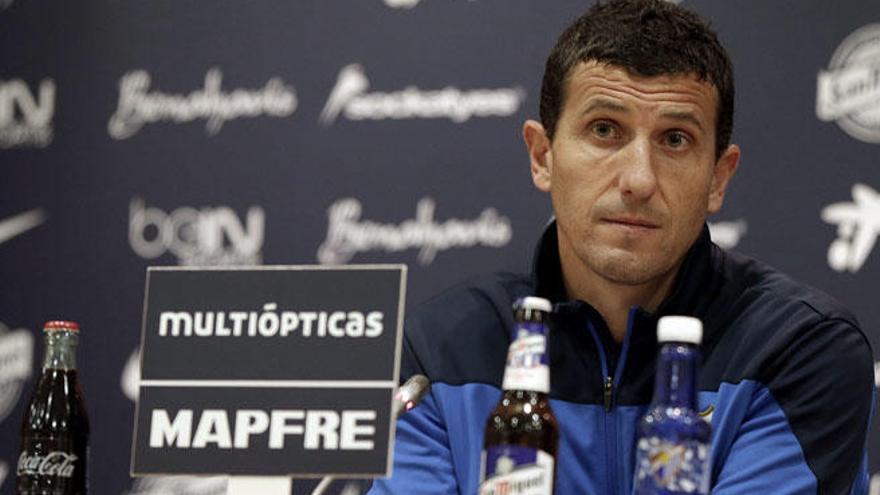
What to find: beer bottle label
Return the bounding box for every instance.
[634,437,710,494]
[501,322,549,393]
[479,445,554,495]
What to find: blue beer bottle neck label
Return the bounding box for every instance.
[501,321,549,393]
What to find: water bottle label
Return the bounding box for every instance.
[502,322,549,393]
[480,445,554,495]
[634,437,709,494]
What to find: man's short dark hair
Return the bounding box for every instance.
[540,0,735,159]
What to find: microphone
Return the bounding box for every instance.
[310,374,432,495]
[392,374,431,419]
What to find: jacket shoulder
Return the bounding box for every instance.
[719,247,858,324]
[705,246,872,384]
[707,247,874,494]
[402,272,533,387]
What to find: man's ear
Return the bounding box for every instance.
[707,144,740,213]
[523,120,553,192]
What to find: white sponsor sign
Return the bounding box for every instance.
[816,24,880,143]
[707,219,747,249]
[821,183,880,273]
[0,78,55,148]
[0,322,34,423]
[317,197,513,265]
[108,68,298,139]
[871,473,880,495]
[129,198,264,266]
[132,266,405,477]
[319,64,525,125]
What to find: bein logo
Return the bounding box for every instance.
[821,183,880,273]
[128,198,264,266]
[0,78,55,148]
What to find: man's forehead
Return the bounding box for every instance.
[563,61,719,114]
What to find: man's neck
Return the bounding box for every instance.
[559,247,680,343]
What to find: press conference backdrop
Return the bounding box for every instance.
[0,0,878,493]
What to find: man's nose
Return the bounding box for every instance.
[618,137,658,202]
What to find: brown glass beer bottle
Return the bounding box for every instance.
[480,297,559,495]
[17,321,89,495]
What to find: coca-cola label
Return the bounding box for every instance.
[634,436,710,494]
[479,445,554,495]
[17,451,78,478]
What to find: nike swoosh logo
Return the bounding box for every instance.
[0,209,47,246]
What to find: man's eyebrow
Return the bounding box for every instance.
[659,110,706,133]
[580,98,630,116]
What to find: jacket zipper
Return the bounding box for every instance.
[603,375,614,410]
[587,309,637,495]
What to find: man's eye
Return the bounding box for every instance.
[665,131,690,148]
[591,121,617,139]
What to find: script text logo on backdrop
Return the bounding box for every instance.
[706,219,747,249]
[317,197,512,265]
[875,361,880,387]
[383,0,477,8]
[821,183,879,273]
[108,68,298,140]
[319,64,525,125]
[124,476,226,495]
[816,24,880,144]
[0,321,34,424]
[0,208,46,247]
[0,78,55,149]
[128,198,265,266]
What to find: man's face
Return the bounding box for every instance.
[526,62,739,287]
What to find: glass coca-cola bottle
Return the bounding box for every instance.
[17,321,89,494]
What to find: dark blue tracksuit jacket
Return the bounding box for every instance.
[370,223,875,494]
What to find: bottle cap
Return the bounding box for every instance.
[515,296,552,313]
[657,316,701,344]
[44,321,80,332]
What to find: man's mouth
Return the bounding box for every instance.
[602,217,660,230]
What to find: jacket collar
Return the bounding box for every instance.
[531,220,716,319]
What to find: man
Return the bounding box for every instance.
[370,0,875,493]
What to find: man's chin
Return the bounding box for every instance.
[589,252,670,286]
